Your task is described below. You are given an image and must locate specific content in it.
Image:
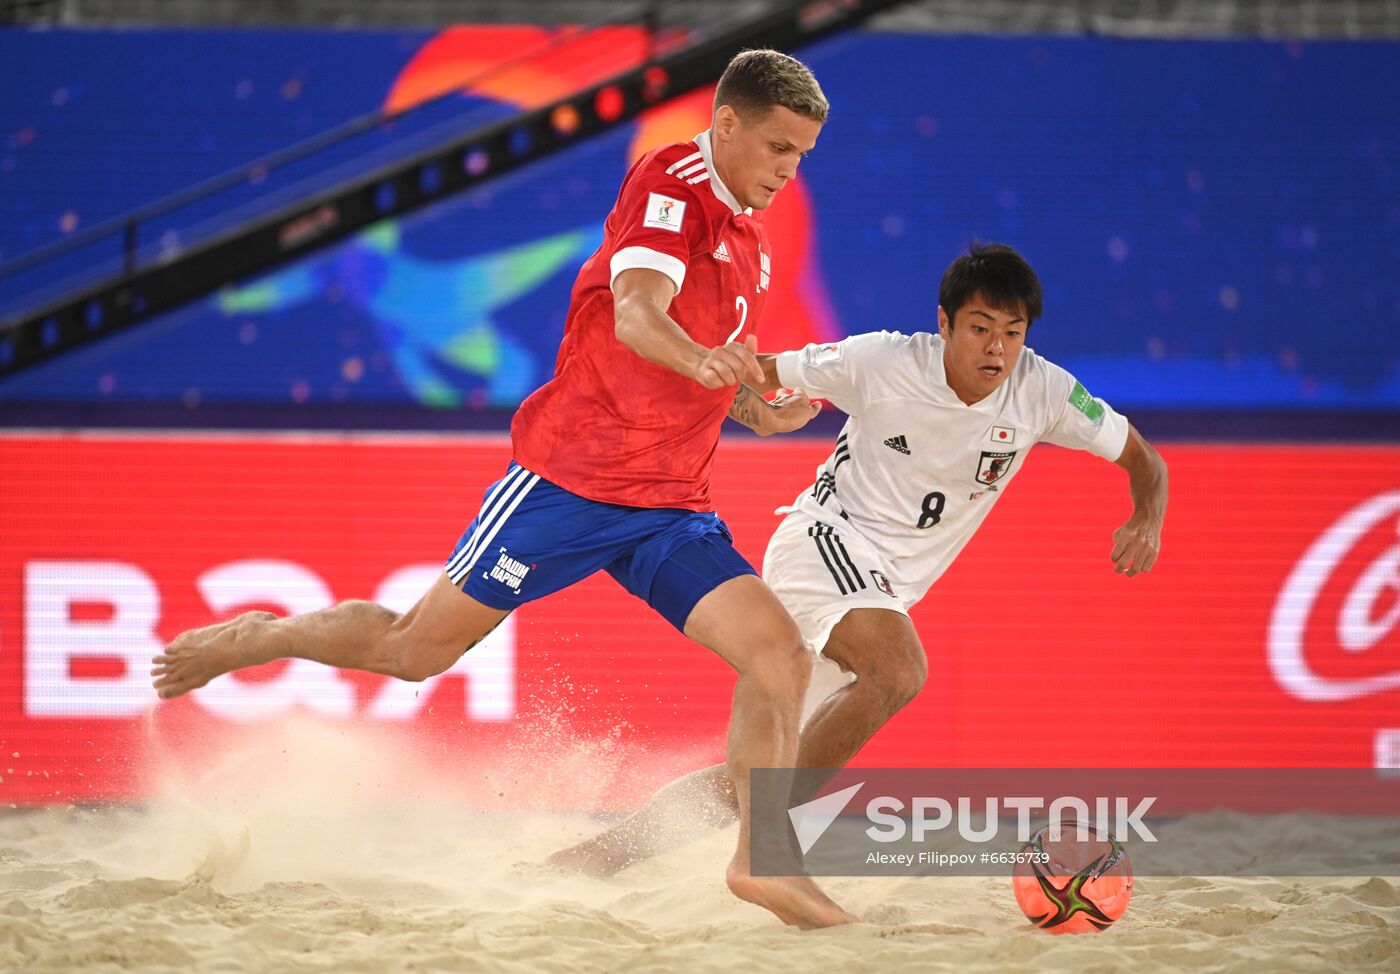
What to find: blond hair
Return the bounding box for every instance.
[714,49,828,123]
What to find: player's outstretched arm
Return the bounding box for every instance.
[727,384,821,436]
[751,354,784,395]
[613,268,763,389]
[1109,423,1168,576]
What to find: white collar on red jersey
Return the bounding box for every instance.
[694,130,753,216]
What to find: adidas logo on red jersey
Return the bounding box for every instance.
[712,241,732,263]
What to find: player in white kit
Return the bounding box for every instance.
[550,242,1169,875]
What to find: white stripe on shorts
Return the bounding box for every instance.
[446,465,527,577]
[446,467,540,585]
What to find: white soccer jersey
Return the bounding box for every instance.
[774,330,1129,606]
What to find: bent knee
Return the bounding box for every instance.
[745,631,812,699]
[384,623,467,683]
[383,593,508,682]
[394,652,453,684]
[862,647,928,713]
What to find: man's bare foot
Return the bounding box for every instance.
[549,766,739,878]
[150,611,279,699]
[726,860,859,929]
[546,836,636,879]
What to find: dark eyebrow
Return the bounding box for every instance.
[970,309,1025,325]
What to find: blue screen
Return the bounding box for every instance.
[2,28,1397,414]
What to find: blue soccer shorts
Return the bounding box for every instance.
[445,463,757,632]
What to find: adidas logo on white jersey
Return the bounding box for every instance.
[712,240,732,263]
[883,434,911,455]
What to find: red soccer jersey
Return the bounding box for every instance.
[511,132,772,511]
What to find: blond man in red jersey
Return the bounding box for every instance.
[153,50,855,929]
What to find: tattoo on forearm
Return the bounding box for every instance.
[460,613,509,658]
[728,384,771,430]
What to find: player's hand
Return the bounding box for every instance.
[1110,514,1161,576]
[693,335,765,389]
[766,389,822,433]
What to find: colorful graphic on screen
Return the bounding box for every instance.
[202,27,838,408]
[1,28,1397,412]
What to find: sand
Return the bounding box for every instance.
[2,719,1397,973]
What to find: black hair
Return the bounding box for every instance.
[939,240,1043,327]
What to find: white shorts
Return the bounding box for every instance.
[762,510,911,724]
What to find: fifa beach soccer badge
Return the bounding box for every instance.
[1068,381,1105,421]
[644,193,686,232]
[977,450,1017,485]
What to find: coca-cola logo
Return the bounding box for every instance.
[1269,491,1400,702]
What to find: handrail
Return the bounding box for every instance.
[0,0,662,283]
[0,0,914,381]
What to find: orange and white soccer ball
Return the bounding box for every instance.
[1012,821,1133,934]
